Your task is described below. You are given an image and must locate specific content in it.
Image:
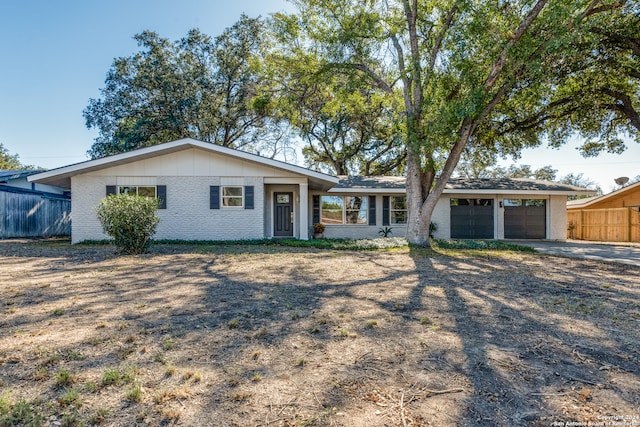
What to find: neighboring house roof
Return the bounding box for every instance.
[567,180,640,209]
[0,184,70,199]
[0,169,39,183]
[332,175,595,195]
[28,138,339,190]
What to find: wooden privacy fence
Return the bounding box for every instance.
[567,207,640,242]
[0,189,71,238]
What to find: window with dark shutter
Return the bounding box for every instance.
[368,196,376,226]
[244,186,254,209]
[382,196,390,226]
[156,185,167,209]
[210,186,220,209]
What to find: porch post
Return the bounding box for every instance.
[299,182,309,240]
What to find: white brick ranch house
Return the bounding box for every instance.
[29,138,594,243]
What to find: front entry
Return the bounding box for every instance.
[274,192,294,237]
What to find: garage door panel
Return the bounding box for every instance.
[504,202,546,239]
[450,200,494,239]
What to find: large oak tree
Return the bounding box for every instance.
[273,0,627,246]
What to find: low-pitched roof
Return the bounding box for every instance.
[0,170,39,182]
[567,180,640,209]
[29,138,339,190]
[331,176,595,195]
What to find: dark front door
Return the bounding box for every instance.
[274,192,294,237]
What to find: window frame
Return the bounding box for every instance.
[221,186,244,208]
[320,195,368,225]
[389,196,407,225]
[118,186,157,198]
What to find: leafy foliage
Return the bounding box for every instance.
[273,0,627,246]
[0,143,34,170]
[95,194,160,254]
[84,16,272,158]
[431,239,536,253]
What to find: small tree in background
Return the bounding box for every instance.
[95,194,160,254]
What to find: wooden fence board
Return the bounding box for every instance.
[0,191,71,238]
[567,207,640,242]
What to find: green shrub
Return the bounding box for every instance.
[95,194,160,254]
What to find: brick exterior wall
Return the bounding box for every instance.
[72,175,265,243]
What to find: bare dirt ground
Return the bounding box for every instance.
[0,240,639,427]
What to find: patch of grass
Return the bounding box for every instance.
[58,388,81,407]
[153,387,192,405]
[34,367,49,381]
[153,353,167,365]
[162,337,174,351]
[52,308,66,316]
[101,365,137,387]
[339,328,349,338]
[182,370,201,383]
[126,382,143,403]
[161,407,181,422]
[164,364,176,377]
[60,409,83,427]
[251,371,262,382]
[365,320,378,329]
[151,237,408,251]
[420,317,432,325]
[62,350,84,361]
[294,358,305,367]
[88,407,110,424]
[431,239,536,252]
[227,319,239,329]
[0,396,45,426]
[55,368,74,387]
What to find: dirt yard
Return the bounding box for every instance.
[0,240,638,427]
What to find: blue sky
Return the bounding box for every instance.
[0,0,637,193]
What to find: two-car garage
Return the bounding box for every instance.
[449,197,547,239]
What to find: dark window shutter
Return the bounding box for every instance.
[382,196,390,226]
[157,185,167,209]
[368,196,376,226]
[244,186,254,209]
[210,186,220,209]
[106,185,116,196]
[312,195,320,224]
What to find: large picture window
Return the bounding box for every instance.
[390,196,407,224]
[321,196,367,225]
[222,186,243,207]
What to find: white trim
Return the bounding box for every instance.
[567,180,640,209]
[221,185,244,208]
[29,138,338,188]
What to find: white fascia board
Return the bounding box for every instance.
[29,138,338,187]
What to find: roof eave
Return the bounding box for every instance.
[28,138,338,188]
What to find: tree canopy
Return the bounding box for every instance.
[272,0,629,246]
[0,143,34,170]
[84,15,272,158]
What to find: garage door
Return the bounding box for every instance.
[450,199,494,239]
[504,199,546,239]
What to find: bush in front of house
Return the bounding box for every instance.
[95,194,160,254]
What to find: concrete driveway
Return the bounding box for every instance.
[510,240,640,267]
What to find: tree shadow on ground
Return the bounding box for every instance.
[0,243,638,426]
